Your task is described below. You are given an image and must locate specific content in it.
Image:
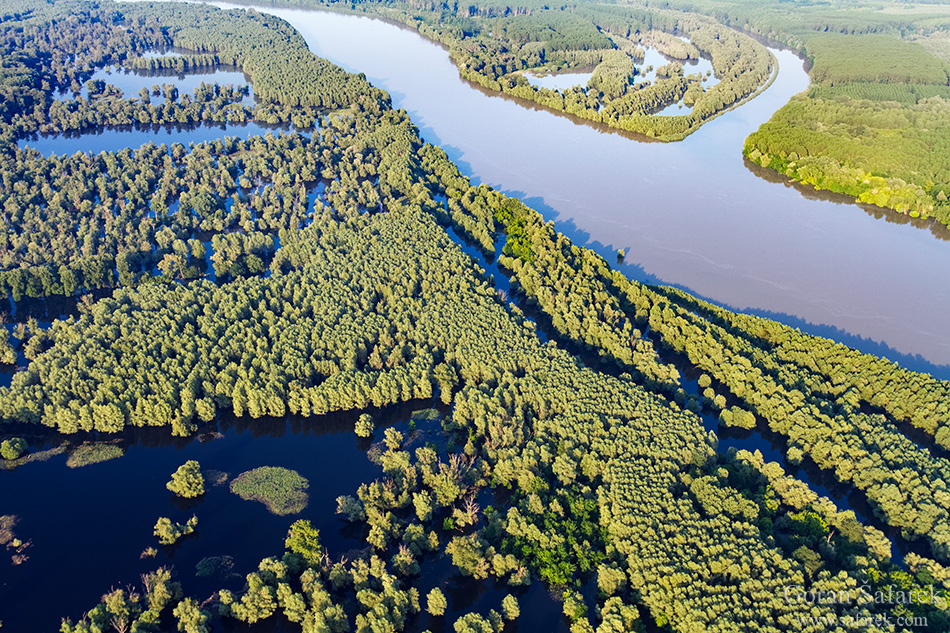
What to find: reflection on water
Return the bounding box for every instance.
[0,402,414,631]
[25,61,265,156]
[524,70,593,91]
[18,121,278,157]
[219,4,950,371]
[54,64,252,103]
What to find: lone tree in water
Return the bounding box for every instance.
[355,414,374,438]
[0,437,27,460]
[426,588,447,616]
[167,460,206,498]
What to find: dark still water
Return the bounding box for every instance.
[22,65,265,157]
[0,408,389,631]
[211,4,950,376]
[19,121,275,157]
[0,403,572,632]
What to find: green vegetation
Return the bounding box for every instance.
[426,588,447,616]
[65,442,125,468]
[355,413,374,438]
[410,407,439,421]
[499,492,606,587]
[166,460,206,498]
[745,75,950,224]
[655,0,950,225]
[61,568,182,633]
[230,467,309,515]
[807,35,949,86]
[284,519,323,566]
[154,515,198,545]
[0,437,26,460]
[501,594,519,621]
[226,0,774,140]
[2,1,948,631]
[453,612,503,632]
[195,555,235,578]
[172,598,212,633]
[0,0,385,307]
[488,192,950,557]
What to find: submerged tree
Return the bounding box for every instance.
[166,461,206,498]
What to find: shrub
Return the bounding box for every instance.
[0,438,27,460]
[355,414,374,437]
[154,516,197,545]
[166,460,206,498]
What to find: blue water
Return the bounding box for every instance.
[18,121,277,157]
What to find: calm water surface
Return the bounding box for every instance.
[524,71,593,91]
[20,121,275,156]
[0,411,380,631]
[54,65,251,102]
[24,64,263,156]
[211,4,950,376]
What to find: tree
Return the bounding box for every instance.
[453,612,500,633]
[0,438,27,460]
[166,461,206,498]
[154,516,198,545]
[173,597,211,633]
[355,413,374,437]
[285,519,323,567]
[501,594,520,620]
[336,495,366,522]
[0,329,17,364]
[426,588,447,616]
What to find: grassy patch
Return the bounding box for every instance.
[410,408,440,421]
[229,466,309,516]
[66,443,125,468]
[196,555,236,578]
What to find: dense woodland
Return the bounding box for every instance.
[745,32,950,227]
[0,1,948,633]
[222,0,774,140]
[636,0,950,226]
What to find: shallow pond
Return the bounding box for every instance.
[54,64,252,103]
[523,71,593,92]
[24,63,265,157]
[19,121,278,157]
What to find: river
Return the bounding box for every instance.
[208,3,950,377]
[2,6,942,629]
